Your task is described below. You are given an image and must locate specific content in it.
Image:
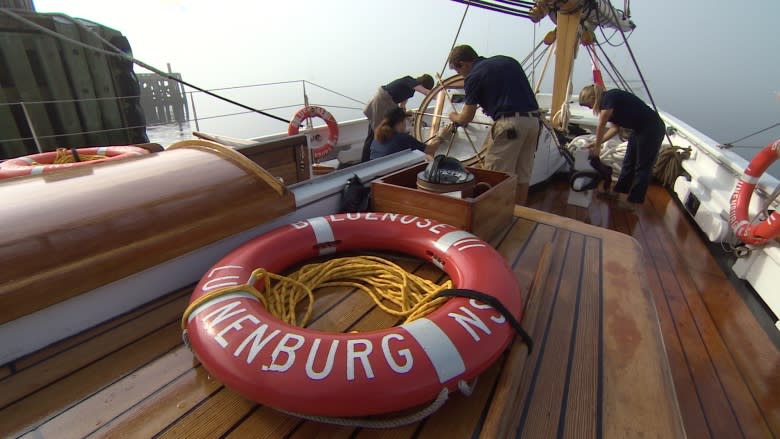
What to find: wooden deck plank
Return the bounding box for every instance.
[633,225,714,439]
[32,347,195,439]
[288,422,353,439]
[516,232,585,438]
[0,322,181,437]
[686,270,780,436]
[0,295,189,409]
[644,189,779,437]
[89,364,221,439]
[635,201,746,438]
[645,187,726,277]
[156,386,257,439]
[11,288,190,371]
[412,357,504,438]
[513,228,572,436]
[561,236,600,438]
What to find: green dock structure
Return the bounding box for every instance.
[0,8,148,159]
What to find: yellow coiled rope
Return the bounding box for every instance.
[181,256,452,331]
[45,148,107,164]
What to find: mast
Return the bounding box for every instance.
[528,0,634,130]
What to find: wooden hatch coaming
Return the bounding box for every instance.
[0,140,295,324]
[0,204,687,439]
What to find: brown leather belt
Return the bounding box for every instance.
[495,111,541,120]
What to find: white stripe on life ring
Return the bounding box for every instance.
[20,156,35,164]
[401,317,466,383]
[309,217,336,255]
[30,166,45,175]
[740,173,760,185]
[186,291,259,324]
[434,230,485,253]
[97,147,108,155]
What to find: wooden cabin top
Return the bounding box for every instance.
[0,202,688,439]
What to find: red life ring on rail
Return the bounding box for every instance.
[288,106,339,160]
[729,139,780,245]
[183,213,523,417]
[0,146,149,181]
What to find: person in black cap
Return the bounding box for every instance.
[362,75,434,162]
[446,45,540,205]
[370,107,453,160]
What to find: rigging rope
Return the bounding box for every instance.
[720,121,780,148]
[440,0,472,77]
[594,41,633,92]
[0,9,292,125]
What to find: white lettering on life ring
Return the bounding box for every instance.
[469,299,507,324]
[381,333,413,373]
[215,314,259,348]
[203,265,244,291]
[264,333,306,372]
[233,323,282,364]
[346,339,374,381]
[305,338,340,380]
[448,306,491,342]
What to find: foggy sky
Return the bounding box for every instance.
[33,0,780,150]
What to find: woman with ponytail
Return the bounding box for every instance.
[369,107,453,160]
[579,84,665,209]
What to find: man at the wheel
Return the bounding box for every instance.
[447,44,540,205]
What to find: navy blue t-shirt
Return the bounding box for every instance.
[600,89,659,131]
[382,76,417,104]
[464,56,538,119]
[370,132,426,159]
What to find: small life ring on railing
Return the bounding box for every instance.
[0,146,150,181]
[288,106,339,160]
[729,139,780,245]
[182,213,524,418]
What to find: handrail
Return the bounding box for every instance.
[0,77,367,146]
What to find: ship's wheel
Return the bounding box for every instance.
[411,74,494,166]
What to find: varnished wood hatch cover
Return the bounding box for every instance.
[0,140,295,324]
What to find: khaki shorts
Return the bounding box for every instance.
[482,115,540,184]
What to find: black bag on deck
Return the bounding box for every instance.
[340,174,370,213]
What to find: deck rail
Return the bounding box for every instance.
[0,80,365,156]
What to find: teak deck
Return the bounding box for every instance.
[528,180,780,439]
[0,199,686,439]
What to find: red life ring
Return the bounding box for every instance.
[183,213,523,417]
[729,139,780,245]
[288,106,339,160]
[0,146,149,181]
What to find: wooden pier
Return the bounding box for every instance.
[137,67,189,126]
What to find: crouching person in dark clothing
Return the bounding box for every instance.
[370,107,452,160]
[362,75,434,162]
[578,84,665,210]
